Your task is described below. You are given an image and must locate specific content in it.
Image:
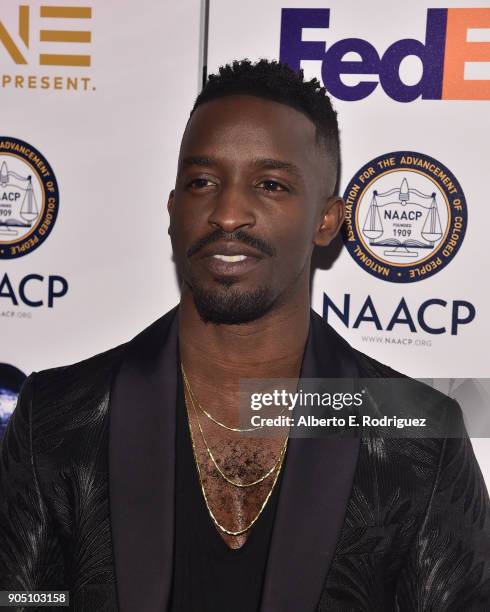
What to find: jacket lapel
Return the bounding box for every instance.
[109,306,361,612]
[109,307,179,612]
[260,311,361,612]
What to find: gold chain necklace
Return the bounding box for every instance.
[181,366,289,536]
[182,365,288,487]
[182,364,260,432]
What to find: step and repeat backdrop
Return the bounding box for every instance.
[1,1,489,479]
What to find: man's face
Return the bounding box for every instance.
[168,94,343,324]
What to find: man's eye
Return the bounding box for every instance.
[258,180,288,192]
[188,178,214,189]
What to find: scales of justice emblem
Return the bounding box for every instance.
[362,177,444,260]
[0,160,40,239]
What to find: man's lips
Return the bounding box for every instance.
[196,240,265,260]
[194,241,265,276]
[201,254,262,276]
[211,254,249,263]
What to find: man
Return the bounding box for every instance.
[1,60,489,612]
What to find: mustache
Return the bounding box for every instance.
[186,229,276,258]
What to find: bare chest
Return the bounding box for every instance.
[186,415,287,549]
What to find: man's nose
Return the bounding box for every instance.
[207,185,256,233]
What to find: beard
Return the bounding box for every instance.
[190,277,275,325]
[176,228,279,324]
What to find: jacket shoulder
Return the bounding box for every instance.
[352,345,407,379]
[311,309,406,379]
[30,307,179,404]
[312,311,458,432]
[28,342,128,423]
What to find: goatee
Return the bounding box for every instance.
[191,281,274,324]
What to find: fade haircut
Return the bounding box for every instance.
[190,58,340,170]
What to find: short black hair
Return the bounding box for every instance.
[191,59,340,167]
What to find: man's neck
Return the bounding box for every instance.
[178,288,310,385]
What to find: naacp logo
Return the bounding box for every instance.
[0,137,59,260]
[342,151,467,283]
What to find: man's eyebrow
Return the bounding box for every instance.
[252,158,303,178]
[179,155,303,178]
[180,155,216,169]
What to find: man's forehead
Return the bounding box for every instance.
[179,95,321,168]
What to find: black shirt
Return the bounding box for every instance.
[169,366,286,612]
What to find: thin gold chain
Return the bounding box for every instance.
[182,367,288,487]
[181,364,261,432]
[182,366,289,536]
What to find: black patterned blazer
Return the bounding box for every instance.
[1,307,489,611]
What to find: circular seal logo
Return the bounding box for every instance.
[342,151,467,283]
[0,136,59,259]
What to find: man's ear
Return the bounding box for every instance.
[167,190,175,235]
[167,189,175,214]
[314,196,345,247]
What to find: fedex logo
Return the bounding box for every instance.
[280,8,490,101]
